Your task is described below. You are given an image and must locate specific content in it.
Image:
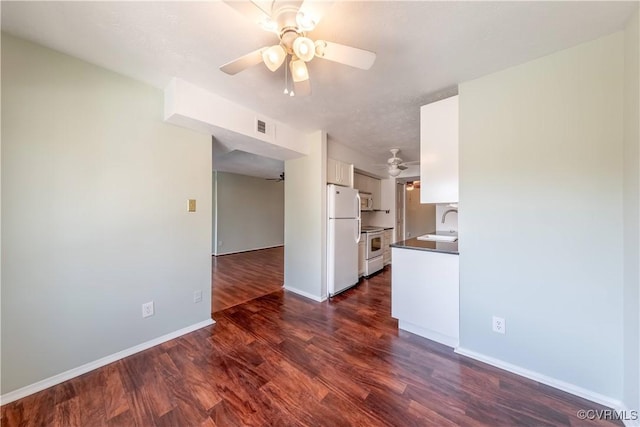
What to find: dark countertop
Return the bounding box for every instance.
[391,237,459,255]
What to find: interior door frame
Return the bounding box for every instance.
[396,182,405,241]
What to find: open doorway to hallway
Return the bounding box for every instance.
[211,148,286,314]
[395,177,436,240]
[395,181,404,241]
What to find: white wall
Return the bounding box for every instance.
[328,139,384,177]
[459,32,624,401]
[404,188,435,239]
[623,7,640,415]
[213,171,284,255]
[284,131,327,301]
[1,35,212,395]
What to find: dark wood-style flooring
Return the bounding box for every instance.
[212,246,284,313]
[2,261,621,426]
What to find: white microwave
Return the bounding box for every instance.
[360,192,373,211]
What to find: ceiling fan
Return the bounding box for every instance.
[266,172,285,182]
[219,0,376,96]
[383,149,419,177]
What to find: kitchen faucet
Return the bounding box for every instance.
[441,209,458,223]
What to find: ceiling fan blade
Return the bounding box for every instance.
[297,0,334,31]
[293,79,312,97]
[398,165,408,170]
[223,0,272,24]
[403,161,421,166]
[314,40,376,70]
[220,48,267,75]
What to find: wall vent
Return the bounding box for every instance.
[254,117,275,140]
[257,119,267,134]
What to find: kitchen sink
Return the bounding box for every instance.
[417,233,458,242]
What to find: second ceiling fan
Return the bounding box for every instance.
[220,0,376,96]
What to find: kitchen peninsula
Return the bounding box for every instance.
[391,234,459,347]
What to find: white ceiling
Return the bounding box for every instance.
[2,1,637,176]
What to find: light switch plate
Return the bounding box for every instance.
[142,301,154,318]
[188,199,196,212]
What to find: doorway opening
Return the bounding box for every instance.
[395,177,436,240]
[211,146,286,314]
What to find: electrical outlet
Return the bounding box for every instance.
[218,240,223,247]
[492,316,505,334]
[193,290,202,303]
[142,301,154,318]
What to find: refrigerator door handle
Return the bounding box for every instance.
[355,193,362,243]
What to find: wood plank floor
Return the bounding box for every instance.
[211,246,284,313]
[2,266,621,426]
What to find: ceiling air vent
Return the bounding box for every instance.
[257,119,267,134]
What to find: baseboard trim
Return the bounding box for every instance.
[398,320,459,348]
[214,244,284,257]
[283,285,326,302]
[1,318,215,406]
[455,347,625,412]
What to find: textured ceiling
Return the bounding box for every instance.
[2,1,637,176]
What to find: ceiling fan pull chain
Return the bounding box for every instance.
[283,54,289,95]
[289,59,295,97]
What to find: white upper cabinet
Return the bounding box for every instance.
[420,95,459,204]
[327,158,354,187]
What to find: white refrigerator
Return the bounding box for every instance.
[327,184,361,297]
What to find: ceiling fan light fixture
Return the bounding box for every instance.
[314,40,328,58]
[388,165,402,177]
[293,36,315,62]
[296,11,316,31]
[289,58,309,82]
[262,45,286,72]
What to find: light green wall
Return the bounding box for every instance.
[284,131,327,300]
[1,34,212,394]
[213,171,284,255]
[623,7,640,413]
[459,32,624,398]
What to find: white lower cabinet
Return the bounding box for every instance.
[391,247,459,347]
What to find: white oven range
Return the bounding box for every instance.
[361,226,384,277]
